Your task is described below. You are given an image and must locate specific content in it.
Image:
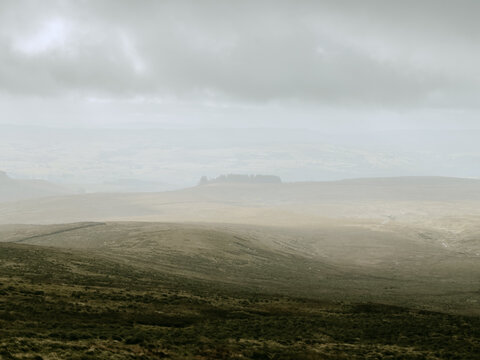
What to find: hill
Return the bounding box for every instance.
[1,221,479,314]
[0,222,479,359]
[0,170,82,203]
[1,176,480,227]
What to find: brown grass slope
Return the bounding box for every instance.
[1,240,479,360]
[1,221,479,315]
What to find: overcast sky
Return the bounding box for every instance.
[1,0,479,130]
[1,1,479,185]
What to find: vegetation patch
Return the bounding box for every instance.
[0,242,479,359]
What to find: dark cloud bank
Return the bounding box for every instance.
[1,0,479,108]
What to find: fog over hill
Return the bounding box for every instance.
[1,125,480,188]
[1,176,480,227]
[1,1,480,358]
[0,170,82,203]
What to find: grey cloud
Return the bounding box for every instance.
[0,0,478,108]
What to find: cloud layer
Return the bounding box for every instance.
[1,0,479,108]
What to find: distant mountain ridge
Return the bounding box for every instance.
[0,170,82,203]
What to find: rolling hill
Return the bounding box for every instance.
[1,177,480,358]
[1,176,480,226]
[0,221,479,359]
[0,170,82,203]
[1,221,478,314]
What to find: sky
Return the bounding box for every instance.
[0,1,479,186]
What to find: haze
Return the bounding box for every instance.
[1,0,479,187]
[1,2,479,359]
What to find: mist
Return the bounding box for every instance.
[1,0,480,189]
[1,2,479,359]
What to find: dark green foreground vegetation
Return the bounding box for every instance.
[0,242,479,359]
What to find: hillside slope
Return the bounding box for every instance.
[2,239,479,359]
[1,221,479,314]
